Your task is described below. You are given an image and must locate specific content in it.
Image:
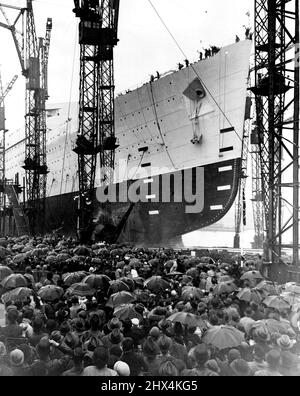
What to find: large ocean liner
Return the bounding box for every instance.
[5,39,252,245]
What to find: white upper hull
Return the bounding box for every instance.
[5,40,252,199]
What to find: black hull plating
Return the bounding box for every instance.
[7,158,241,246]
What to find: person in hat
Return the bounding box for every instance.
[62,347,85,376]
[114,361,130,376]
[279,350,300,376]
[142,336,160,375]
[205,359,221,376]
[248,344,267,374]
[108,346,123,369]
[128,318,146,349]
[253,327,271,355]
[102,328,124,350]
[29,317,48,347]
[0,308,23,338]
[121,337,148,376]
[0,341,12,376]
[186,344,216,376]
[82,346,118,376]
[158,360,179,376]
[9,349,27,376]
[255,349,283,376]
[155,334,186,374]
[35,337,71,376]
[277,335,295,351]
[69,296,81,320]
[148,326,160,351]
[230,359,252,377]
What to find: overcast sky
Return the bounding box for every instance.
[0,0,253,130]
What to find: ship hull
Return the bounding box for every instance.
[32,157,240,246]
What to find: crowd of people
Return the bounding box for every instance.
[0,234,299,376]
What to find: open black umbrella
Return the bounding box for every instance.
[83,274,111,289]
[0,266,13,282]
[106,291,136,308]
[241,271,264,281]
[181,286,203,301]
[144,276,170,293]
[38,285,64,302]
[65,283,95,297]
[202,325,245,350]
[168,312,206,329]
[113,304,142,321]
[1,287,33,304]
[1,274,27,289]
[73,246,91,256]
[108,280,130,294]
[63,272,87,286]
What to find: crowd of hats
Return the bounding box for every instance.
[0,234,299,376]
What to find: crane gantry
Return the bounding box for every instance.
[73,0,120,243]
[251,0,299,279]
[0,1,52,235]
[0,73,18,216]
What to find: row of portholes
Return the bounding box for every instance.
[119,97,176,121]
[119,119,165,138]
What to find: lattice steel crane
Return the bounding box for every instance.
[0,73,18,208]
[73,0,120,243]
[251,0,299,279]
[0,1,52,235]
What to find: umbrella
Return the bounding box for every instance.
[166,271,183,277]
[259,319,294,335]
[36,243,47,249]
[284,284,300,295]
[186,268,199,278]
[106,291,136,308]
[108,280,130,294]
[240,271,264,281]
[22,245,34,253]
[213,281,238,295]
[1,274,27,289]
[73,246,91,256]
[91,258,102,265]
[134,289,150,303]
[1,287,33,304]
[0,266,13,281]
[181,275,193,285]
[256,281,278,296]
[63,272,87,286]
[168,312,206,329]
[290,312,300,329]
[144,276,170,293]
[119,277,135,290]
[133,277,145,287]
[65,282,95,297]
[202,325,245,350]
[181,286,203,301]
[56,253,71,261]
[13,253,25,264]
[280,292,300,306]
[200,257,215,264]
[237,288,263,303]
[12,244,24,252]
[0,247,10,259]
[38,285,64,302]
[31,248,45,257]
[218,275,233,283]
[263,295,291,310]
[83,274,111,289]
[113,304,142,321]
[45,255,58,264]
